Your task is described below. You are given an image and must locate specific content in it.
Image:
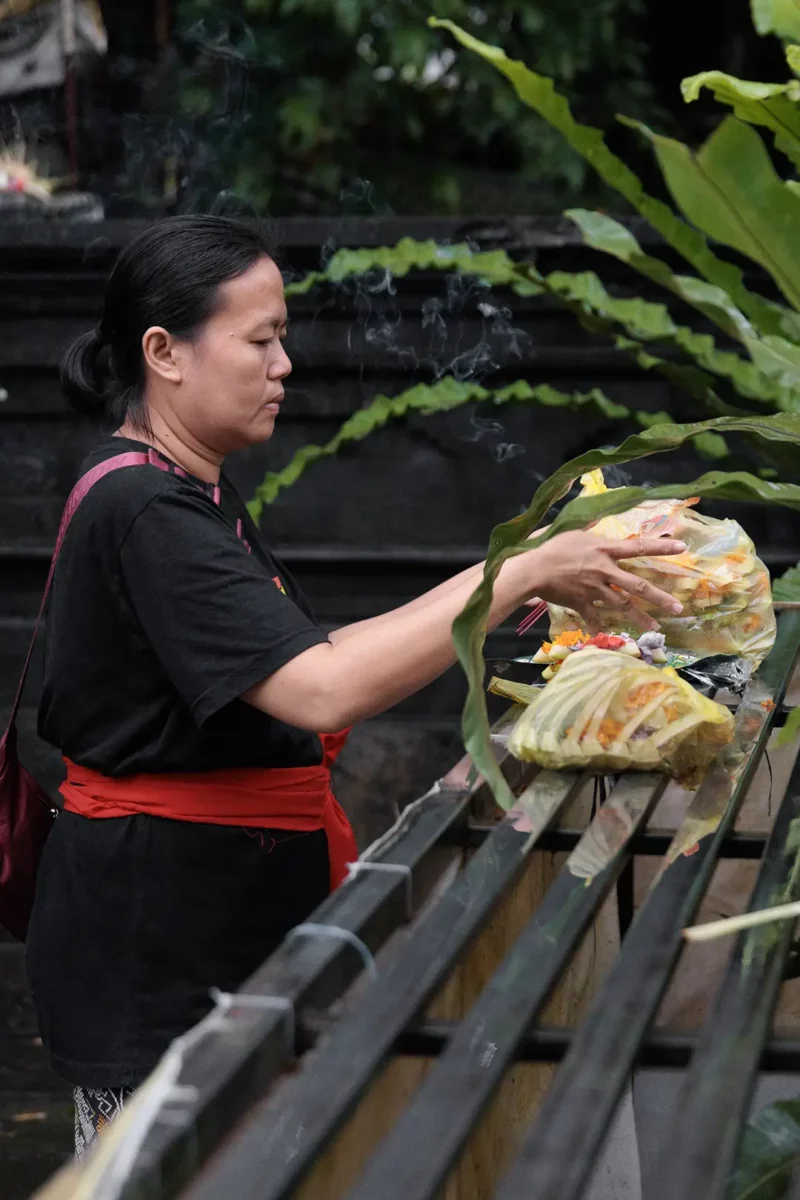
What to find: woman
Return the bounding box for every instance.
[25,215,685,1157]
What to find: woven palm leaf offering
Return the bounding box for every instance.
[545,469,776,667]
[490,647,734,789]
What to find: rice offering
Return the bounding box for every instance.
[498,646,734,789]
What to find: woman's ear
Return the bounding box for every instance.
[142,326,182,384]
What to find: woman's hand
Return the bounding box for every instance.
[506,530,686,632]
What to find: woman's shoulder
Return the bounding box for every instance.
[70,438,224,544]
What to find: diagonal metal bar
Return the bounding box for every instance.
[492,611,800,1200]
[338,772,667,1200]
[656,747,800,1200]
[174,771,585,1200]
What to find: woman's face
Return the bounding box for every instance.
[161,255,292,455]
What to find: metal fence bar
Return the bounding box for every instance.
[656,748,800,1200]
[340,772,667,1200]
[492,611,800,1200]
[298,1019,800,1073]
[178,771,585,1200]
[114,785,475,1200]
[466,825,772,859]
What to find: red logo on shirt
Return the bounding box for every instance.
[273,576,286,595]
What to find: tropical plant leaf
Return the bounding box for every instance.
[774,560,800,600]
[543,264,797,411]
[682,70,800,172]
[728,1096,800,1199]
[451,413,800,810]
[429,17,788,339]
[624,116,800,314]
[524,265,747,420]
[567,209,800,349]
[752,0,800,42]
[284,237,541,298]
[247,376,630,521]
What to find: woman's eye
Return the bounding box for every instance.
[252,338,272,347]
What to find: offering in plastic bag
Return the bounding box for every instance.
[547,470,775,665]
[492,646,734,789]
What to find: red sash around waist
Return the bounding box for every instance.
[60,730,357,891]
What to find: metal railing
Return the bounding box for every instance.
[41,612,800,1200]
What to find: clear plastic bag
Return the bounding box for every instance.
[548,470,775,665]
[492,647,735,789]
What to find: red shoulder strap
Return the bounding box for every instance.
[5,451,151,731]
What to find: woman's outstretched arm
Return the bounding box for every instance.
[243,531,685,732]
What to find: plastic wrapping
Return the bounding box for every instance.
[494,647,735,789]
[548,470,776,666]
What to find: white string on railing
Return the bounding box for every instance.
[287,921,378,981]
[75,985,296,1200]
[345,859,413,919]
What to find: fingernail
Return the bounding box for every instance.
[671,601,683,614]
[672,541,687,552]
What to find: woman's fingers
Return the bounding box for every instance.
[606,568,684,616]
[602,536,686,560]
[590,586,661,631]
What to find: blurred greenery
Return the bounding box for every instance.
[168,0,662,214]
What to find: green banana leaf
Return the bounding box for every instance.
[451,413,800,810]
[752,0,800,42]
[247,376,629,520]
[728,1097,800,1199]
[429,17,787,339]
[625,116,800,313]
[682,70,800,172]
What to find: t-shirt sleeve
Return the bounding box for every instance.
[118,487,328,725]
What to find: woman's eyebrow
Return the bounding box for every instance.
[250,313,289,333]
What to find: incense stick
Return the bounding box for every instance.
[683,900,800,943]
[516,602,547,635]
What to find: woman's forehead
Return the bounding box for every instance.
[215,256,286,323]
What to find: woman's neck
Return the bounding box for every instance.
[116,412,223,484]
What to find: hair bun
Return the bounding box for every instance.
[60,328,110,416]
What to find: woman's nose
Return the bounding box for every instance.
[269,344,292,379]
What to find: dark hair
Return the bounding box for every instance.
[60,215,277,431]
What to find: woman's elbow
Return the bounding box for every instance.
[242,675,354,733]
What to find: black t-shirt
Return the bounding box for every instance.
[26,439,334,1088]
[39,437,327,773]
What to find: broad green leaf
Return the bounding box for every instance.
[526,265,748,418]
[746,332,800,389]
[625,116,800,313]
[566,209,762,343]
[451,413,800,810]
[752,0,800,41]
[543,264,797,411]
[429,18,788,338]
[247,376,629,521]
[682,70,800,172]
[284,237,540,298]
[728,1096,800,1199]
[774,560,800,600]
[787,43,800,77]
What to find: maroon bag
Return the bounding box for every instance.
[0,452,151,941]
